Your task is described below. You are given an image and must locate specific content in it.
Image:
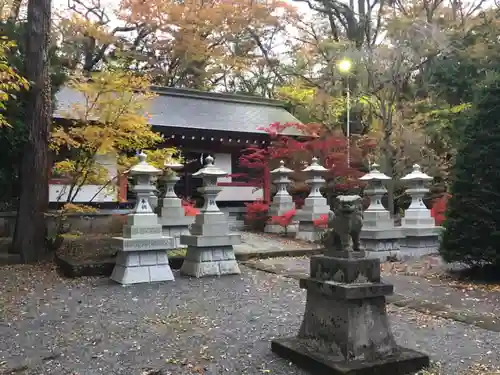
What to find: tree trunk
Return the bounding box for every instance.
[10,0,52,263]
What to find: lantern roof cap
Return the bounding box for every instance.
[302,157,328,173]
[359,163,390,181]
[129,151,162,175]
[271,160,294,174]
[164,159,184,171]
[193,155,228,177]
[401,164,432,181]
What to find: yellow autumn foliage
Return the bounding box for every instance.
[276,82,346,130]
[0,37,29,128]
[119,148,182,172]
[50,69,181,203]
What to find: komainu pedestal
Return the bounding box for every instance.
[272,255,429,374]
[272,195,429,375]
[180,156,241,278]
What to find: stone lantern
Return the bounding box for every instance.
[295,157,330,241]
[359,163,404,259]
[157,161,194,248]
[359,163,392,229]
[180,155,241,278]
[265,160,296,234]
[111,151,176,285]
[400,164,442,255]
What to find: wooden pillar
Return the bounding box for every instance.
[117,173,128,202]
[184,169,190,198]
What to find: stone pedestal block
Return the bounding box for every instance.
[111,237,175,284]
[296,222,324,242]
[271,254,429,375]
[110,152,176,285]
[162,226,191,248]
[400,227,443,258]
[361,228,405,260]
[158,172,195,248]
[149,192,158,213]
[180,214,241,277]
[180,245,240,278]
[265,160,296,233]
[264,223,298,235]
[111,214,177,285]
[400,165,443,258]
[295,157,330,242]
[180,156,241,278]
[359,164,405,261]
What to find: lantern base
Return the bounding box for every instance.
[360,228,405,261]
[162,225,191,248]
[265,223,298,234]
[180,245,241,278]
[111,250,175,285]
[296,221,324,242]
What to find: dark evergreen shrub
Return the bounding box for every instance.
[439,76,500,267]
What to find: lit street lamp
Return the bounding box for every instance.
[338,58,352,168]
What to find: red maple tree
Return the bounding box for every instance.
[244,200,270,231]
[430,193,450,226]
[182,199,200,216]
[312,214,329,229]
[237,121,376,193]
[270,208,297,236]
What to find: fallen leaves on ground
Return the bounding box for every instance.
[240,232,316,249]
[387,305,449,328]
[435,278,500,294]
[0,262,98,320]
[381,256,500,294]
[418,362,500,374]
[381,256,443,278]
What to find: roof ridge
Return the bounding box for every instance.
[150,86,288,107]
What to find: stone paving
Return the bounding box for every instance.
[1,265,500,374]
[234,232,319,255]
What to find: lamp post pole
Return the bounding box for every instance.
[346,78,350,168]
[338,58,352,169]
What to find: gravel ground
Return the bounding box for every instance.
[245,257,500,317]
[1,264,500,375]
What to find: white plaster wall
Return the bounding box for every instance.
[213,153,232,183]
[48,152,261,203]
[49,153,118,203]
[216,186,263,201]
[49,184,117,202]
[212,153,263,201]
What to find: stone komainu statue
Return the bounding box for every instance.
[322,195,363,252]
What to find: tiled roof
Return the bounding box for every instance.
[54,86,303,136]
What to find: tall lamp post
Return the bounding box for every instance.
[338,58,352,168]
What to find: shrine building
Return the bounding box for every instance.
[50,86,302,208]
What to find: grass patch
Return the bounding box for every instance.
[168,248,187,257]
